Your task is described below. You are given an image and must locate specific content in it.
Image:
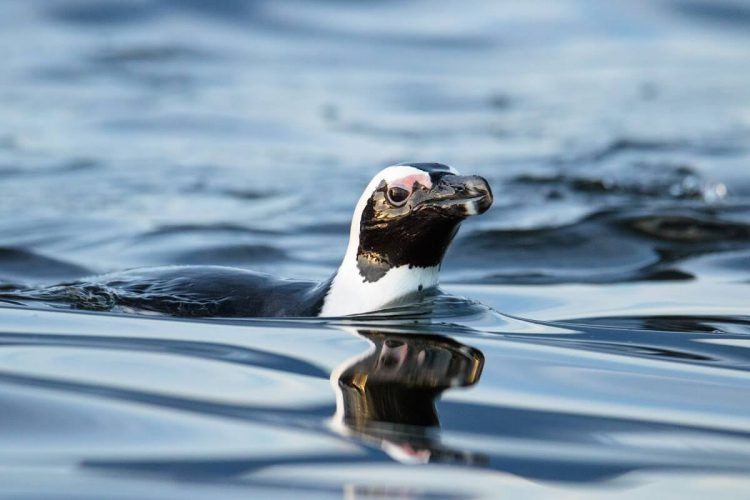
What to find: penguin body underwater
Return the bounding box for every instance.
[6,163,492,318]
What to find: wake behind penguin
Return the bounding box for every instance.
[3,164,493,318]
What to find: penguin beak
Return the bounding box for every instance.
[417,174,493,217]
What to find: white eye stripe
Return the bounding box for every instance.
[377,166,432,186]
[388,173,431,191]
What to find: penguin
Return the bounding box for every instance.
[3,163,492,318]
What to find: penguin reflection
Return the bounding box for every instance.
[332,330,485,465]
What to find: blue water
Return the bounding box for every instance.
[1,0,750,497]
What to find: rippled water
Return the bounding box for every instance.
[1,0,750,497]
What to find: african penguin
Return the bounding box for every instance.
[2,163,493,317]
[321,163,492,316]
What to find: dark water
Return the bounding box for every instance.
[2,0,750,497]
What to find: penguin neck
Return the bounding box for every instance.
[319,244,440,317]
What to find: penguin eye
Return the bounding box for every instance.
[386,186,410,207]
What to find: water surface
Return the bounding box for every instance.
[1,0,750,497]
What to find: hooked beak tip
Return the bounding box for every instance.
[462,175,493,215]
[421,174,493,217]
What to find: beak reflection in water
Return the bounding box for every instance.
[331,330,486,465]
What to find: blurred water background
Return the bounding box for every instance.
[1,0,750,498]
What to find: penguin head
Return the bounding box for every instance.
[350,163,493,283]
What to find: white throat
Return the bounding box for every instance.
[319,255,439,317]
[319,165,444,317]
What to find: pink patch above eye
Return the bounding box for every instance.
[390,173,432,192]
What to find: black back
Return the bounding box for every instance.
[3,266,332,318]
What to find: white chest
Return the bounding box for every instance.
[319,261,439,317]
